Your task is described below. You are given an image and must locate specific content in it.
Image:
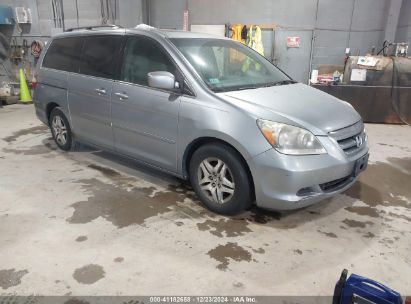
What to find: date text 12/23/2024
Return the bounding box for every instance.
[149,296,257,303]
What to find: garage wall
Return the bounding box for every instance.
[314,0,388,66]
[1,0,408,84]
[0,0,144,83]
[396,0,411,43]
[149,0,392,81]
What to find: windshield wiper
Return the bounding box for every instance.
[270,80,297,86]
[212,80,296,92]
[258,80,297,87]
[216,85,260,92]
[232,85,260,91]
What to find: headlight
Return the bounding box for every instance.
[257,119,326,155]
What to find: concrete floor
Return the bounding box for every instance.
[0,104,410,296]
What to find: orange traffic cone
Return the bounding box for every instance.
[19,68,32,104]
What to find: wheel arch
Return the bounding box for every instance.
[182,137,256,201]
[46,102,60,125]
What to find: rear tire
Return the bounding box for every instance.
[189,143,252,215]
[49,107,73,151]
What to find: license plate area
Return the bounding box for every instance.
[352,153,369,177]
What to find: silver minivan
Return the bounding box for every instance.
[34,26,369,215]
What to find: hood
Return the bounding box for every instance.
[218,83,361,135]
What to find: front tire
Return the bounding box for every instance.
[49,107,72,151]
[189,143,252,215]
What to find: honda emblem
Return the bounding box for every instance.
[355,136,363,148]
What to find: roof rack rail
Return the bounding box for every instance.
[65,24,124,32]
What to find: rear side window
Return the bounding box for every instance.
[79,35,123,79]
[42,37,84,72]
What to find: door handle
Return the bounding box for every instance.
[114,92,129,100]
[95,88,106,95]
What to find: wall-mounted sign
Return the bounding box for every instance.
[286,36,301,48]
[183,10,189,31]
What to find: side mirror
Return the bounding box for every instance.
[148,71,179,91]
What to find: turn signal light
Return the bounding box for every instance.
[262,129,276,145]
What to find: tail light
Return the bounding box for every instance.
[31,75,38,89]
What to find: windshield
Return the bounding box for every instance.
[170,38,293,93]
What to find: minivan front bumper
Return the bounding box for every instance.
[248,146,369,211]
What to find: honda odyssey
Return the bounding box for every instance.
[33,26,369,215]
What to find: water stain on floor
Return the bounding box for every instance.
[67,176,200,228]
[317,230,338,238]
[86,164,135,189]
[75,236,88,242]
[385,211,411,222]
[72,264,105,285]
[294,249,303,255]
[196,207,302,237]
[342,219,374,228]
[114,257,124,263]
[87,163,200,202]
[246,207,282,224]
[0,269,28,289]
[252,247,265,254]
[378,143,411,153]
[2,125,48,143]
[87,164,122,178]
[346,206,381,218]
[2,141,56,155]
[197,218,252,237]
[64,299,91,304]
[344,157,411,218]
[363,232,375,238]
[207,242,252,271]
[167,183,200,202]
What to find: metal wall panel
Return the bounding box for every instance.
[349,30,385,55]
[77,0,100,27]
[316,0,354,30]
[2,0,403,84]
[149,0,185,29]
[0,0,143,83]
[147,0,393,82]
[311,30,348,68]
[118,0,143,28]
[395,0,411,43]
[351,0,388,31]
[187,0,318,28]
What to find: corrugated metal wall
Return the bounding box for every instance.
[0,0,143,83]
[1,0,410,83]
[396,0,411,43]
[149,0,411,81]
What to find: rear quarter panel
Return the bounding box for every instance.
[33,36,70,125]
[34,68,70,125]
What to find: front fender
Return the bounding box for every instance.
[177,97,272,175]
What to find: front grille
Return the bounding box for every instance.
[320,175,352,192]
[329,121,366,155]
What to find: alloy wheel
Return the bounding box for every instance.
[197,157,235,204]
[52,115,67,146]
